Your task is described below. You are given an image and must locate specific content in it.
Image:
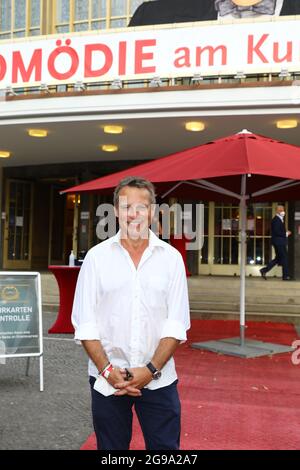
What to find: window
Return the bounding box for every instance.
[30,0,41,36]
[0,0,11,38]
[91,0,106,30]
[74,0,88,30]
[54,0,148,33]
[110,0,126,28]
[0,0,42,39]
[56,0,70,33]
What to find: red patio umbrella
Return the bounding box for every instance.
[63,129,300,197]
[63,130,300,357]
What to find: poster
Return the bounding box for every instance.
[0,274,40,356]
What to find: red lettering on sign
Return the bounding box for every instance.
[273,41,293,63]
[12,49,42,83]
[174,48,191,68]
[135,39,156,74]
[0,54,7,81]
[248,34,269,64]
[118,41,127,76]
[48,39,79,80]
[84,43,113,77]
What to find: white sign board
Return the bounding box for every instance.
[80,211,90,220]
[1,18,300,89]
[16,216,24,227]
[0,272,44,391]
[222,219,232,231]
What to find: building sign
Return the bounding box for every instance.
[0,18,300,89]
[222,219,232,230]
[0,272,42,357]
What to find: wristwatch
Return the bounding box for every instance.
[146,362,162,380]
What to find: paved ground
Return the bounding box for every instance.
[1,308,299,451]
[0,310,93,450]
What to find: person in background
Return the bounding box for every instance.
[72,176,190,450]
[260,204,292,280]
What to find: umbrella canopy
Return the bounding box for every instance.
[62,130,300,357]
[62,130,300,199]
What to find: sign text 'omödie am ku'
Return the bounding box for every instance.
[0,18,299,88]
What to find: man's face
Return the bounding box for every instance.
[115,186,154,240]
[276,205,285,215]
[232,1,262,6]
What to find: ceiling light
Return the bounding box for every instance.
[104,125,123,135]
[28,129,48,138]
[0,151,11,158]
[185,121,205,132]
[101,144,119,152]
[276,120,298,129]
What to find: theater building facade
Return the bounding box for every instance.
[1,0,300,278]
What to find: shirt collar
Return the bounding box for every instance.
[110,229,166,251]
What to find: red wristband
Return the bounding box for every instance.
[101,363,113,379]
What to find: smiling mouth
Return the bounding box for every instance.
[128,220,143,226]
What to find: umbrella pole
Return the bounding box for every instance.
[239,175,247,347]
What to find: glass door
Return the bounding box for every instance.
[3,180,33,269]
[198,202,282,276]
[48,189,79,265]
[245,203,281,276]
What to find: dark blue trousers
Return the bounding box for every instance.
[265,244,289,279]
[89,376,181,450]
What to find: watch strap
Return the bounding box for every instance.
[146,362,158,375]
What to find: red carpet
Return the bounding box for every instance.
[81,319,300,450]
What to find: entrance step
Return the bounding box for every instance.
[188,276,300,322]
[40,272,300,322]
[190,300,300,315]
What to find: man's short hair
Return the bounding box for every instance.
[113,176,156,207]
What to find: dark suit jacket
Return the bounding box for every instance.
[271,215,287,246]
[129,0,300,27]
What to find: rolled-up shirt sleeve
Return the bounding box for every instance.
[71,251,100,342]
[161,253,190,341]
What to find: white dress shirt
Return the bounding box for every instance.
[218,0,284,19]
[72,229,190,396]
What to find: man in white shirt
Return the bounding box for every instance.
[72,176,190,450]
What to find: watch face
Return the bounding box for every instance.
[146,362,161,380]
[153,370,162,380]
